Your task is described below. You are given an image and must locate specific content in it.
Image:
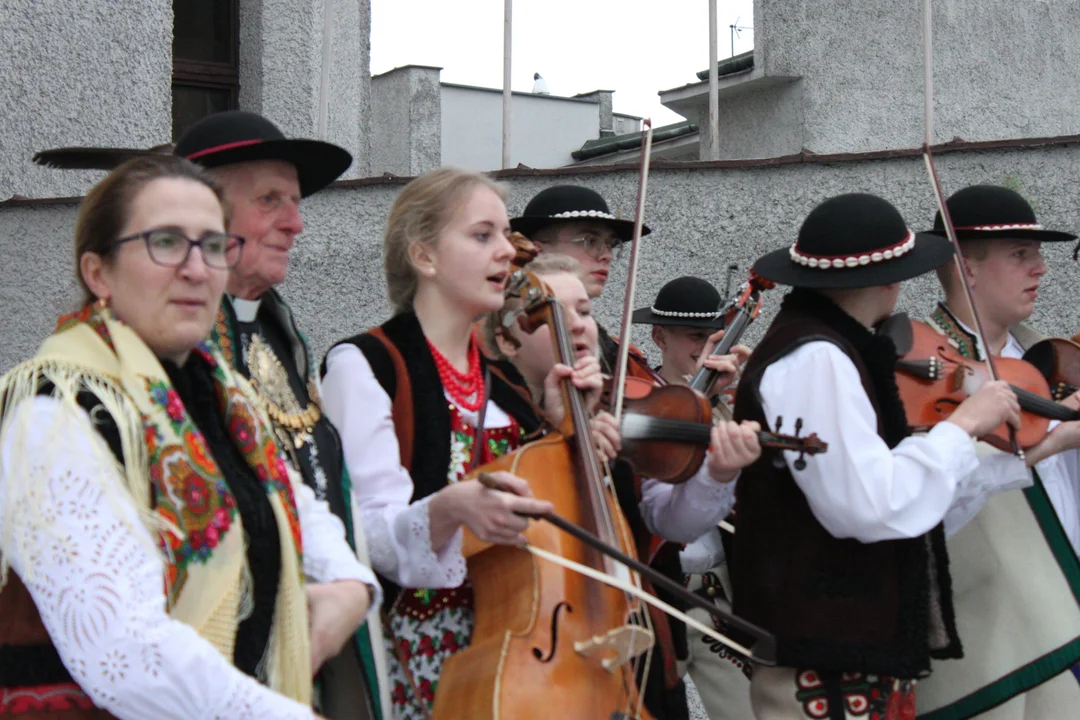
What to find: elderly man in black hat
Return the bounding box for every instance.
[913,185,1080,720]
[729,193,1031,720]
[175,111,385,720]
[633,276,756,720]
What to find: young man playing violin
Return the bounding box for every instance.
[914,184,1080,720]
[729,192,1030,720]
[632,276,756,720]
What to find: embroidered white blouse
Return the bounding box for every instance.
[0,396,379,720]
[322,343,517,590]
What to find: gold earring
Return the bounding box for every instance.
[94,297,109,311]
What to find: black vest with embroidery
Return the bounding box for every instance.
[731,289,961,677]
[325,311,541,503]
[322,312,542,601]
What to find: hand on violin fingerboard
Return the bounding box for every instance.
[697,329,752,395]
[542,355,604,424]
[706,420,762,484]
[1026,390,1080,466]
[589,411,622,464]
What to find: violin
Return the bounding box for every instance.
[688,270,775,396]
[892,318,1080,451]
[617,376,827,483]
[1024,337,1080,402]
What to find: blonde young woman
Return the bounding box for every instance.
[0,156,377,719]
[320,168,605,719]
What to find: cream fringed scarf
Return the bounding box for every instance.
[0,304,313,704]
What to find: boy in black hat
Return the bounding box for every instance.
[914,185,1080,719]
[633,276,756,720]
[731,193,1026,720]
[176,111,385,720]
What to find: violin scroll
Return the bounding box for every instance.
[765,416,827,470]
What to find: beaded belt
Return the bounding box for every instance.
[394,585,475,622]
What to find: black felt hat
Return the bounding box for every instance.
[926,185,1076,243]
[510,185,650,245]
[753,193,954,290]
[632,276,726,328]
[174,111,352,197]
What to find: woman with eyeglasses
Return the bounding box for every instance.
[0,155,376,719]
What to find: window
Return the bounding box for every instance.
[172,0,240,140]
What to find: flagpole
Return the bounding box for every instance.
[318,0,335,139]
[502,0,513,169]
[707,0,720,160]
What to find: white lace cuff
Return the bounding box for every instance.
[365,495,466,589]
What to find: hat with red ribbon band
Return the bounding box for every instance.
[926,185,1076,243]
[175,111,351,197]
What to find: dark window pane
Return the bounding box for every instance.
[173,0,234,63]
[172,85,231,140]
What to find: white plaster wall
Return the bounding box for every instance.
[440,87,602,171]
[5,145,1080,371]
[0,0,172,200]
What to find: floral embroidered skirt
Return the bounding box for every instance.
[387,584,475,720]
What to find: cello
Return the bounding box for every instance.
[432,266,659,720]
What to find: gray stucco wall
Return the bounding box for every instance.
[0,0,172,200]
[4,142,1080,372]
[239,0,371,177]
[370,66,442,176]
[666,0,1080,156]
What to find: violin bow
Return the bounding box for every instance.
[477,472,779,665]
[921,0,1022,456]
[611,119,655,423]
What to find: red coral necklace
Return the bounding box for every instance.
[427,338,484,412]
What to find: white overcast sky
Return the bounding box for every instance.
[370,0,756,127]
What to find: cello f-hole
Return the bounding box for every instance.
[532,601,573,662]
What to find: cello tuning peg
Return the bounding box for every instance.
[794,456,807,471]
[774,416,783,433]
[794,417,803,437]
[772,454,787,469]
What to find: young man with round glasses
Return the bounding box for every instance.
[511,185,693,720]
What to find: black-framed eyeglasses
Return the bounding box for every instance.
[113,229,246,269]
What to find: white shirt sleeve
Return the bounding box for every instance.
[639,456,736,543]
[0,397,314,720]
[942,443,1032,537]
[321,343,466,589]
[294,480,383,621]
[758,341,982,543]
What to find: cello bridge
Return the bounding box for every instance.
[573,625,655,672]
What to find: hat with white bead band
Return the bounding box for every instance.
[631,276,727,329]
[510,185,649,245]
[752,193,954,289]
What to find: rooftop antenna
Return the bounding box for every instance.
[729,18,751,57]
